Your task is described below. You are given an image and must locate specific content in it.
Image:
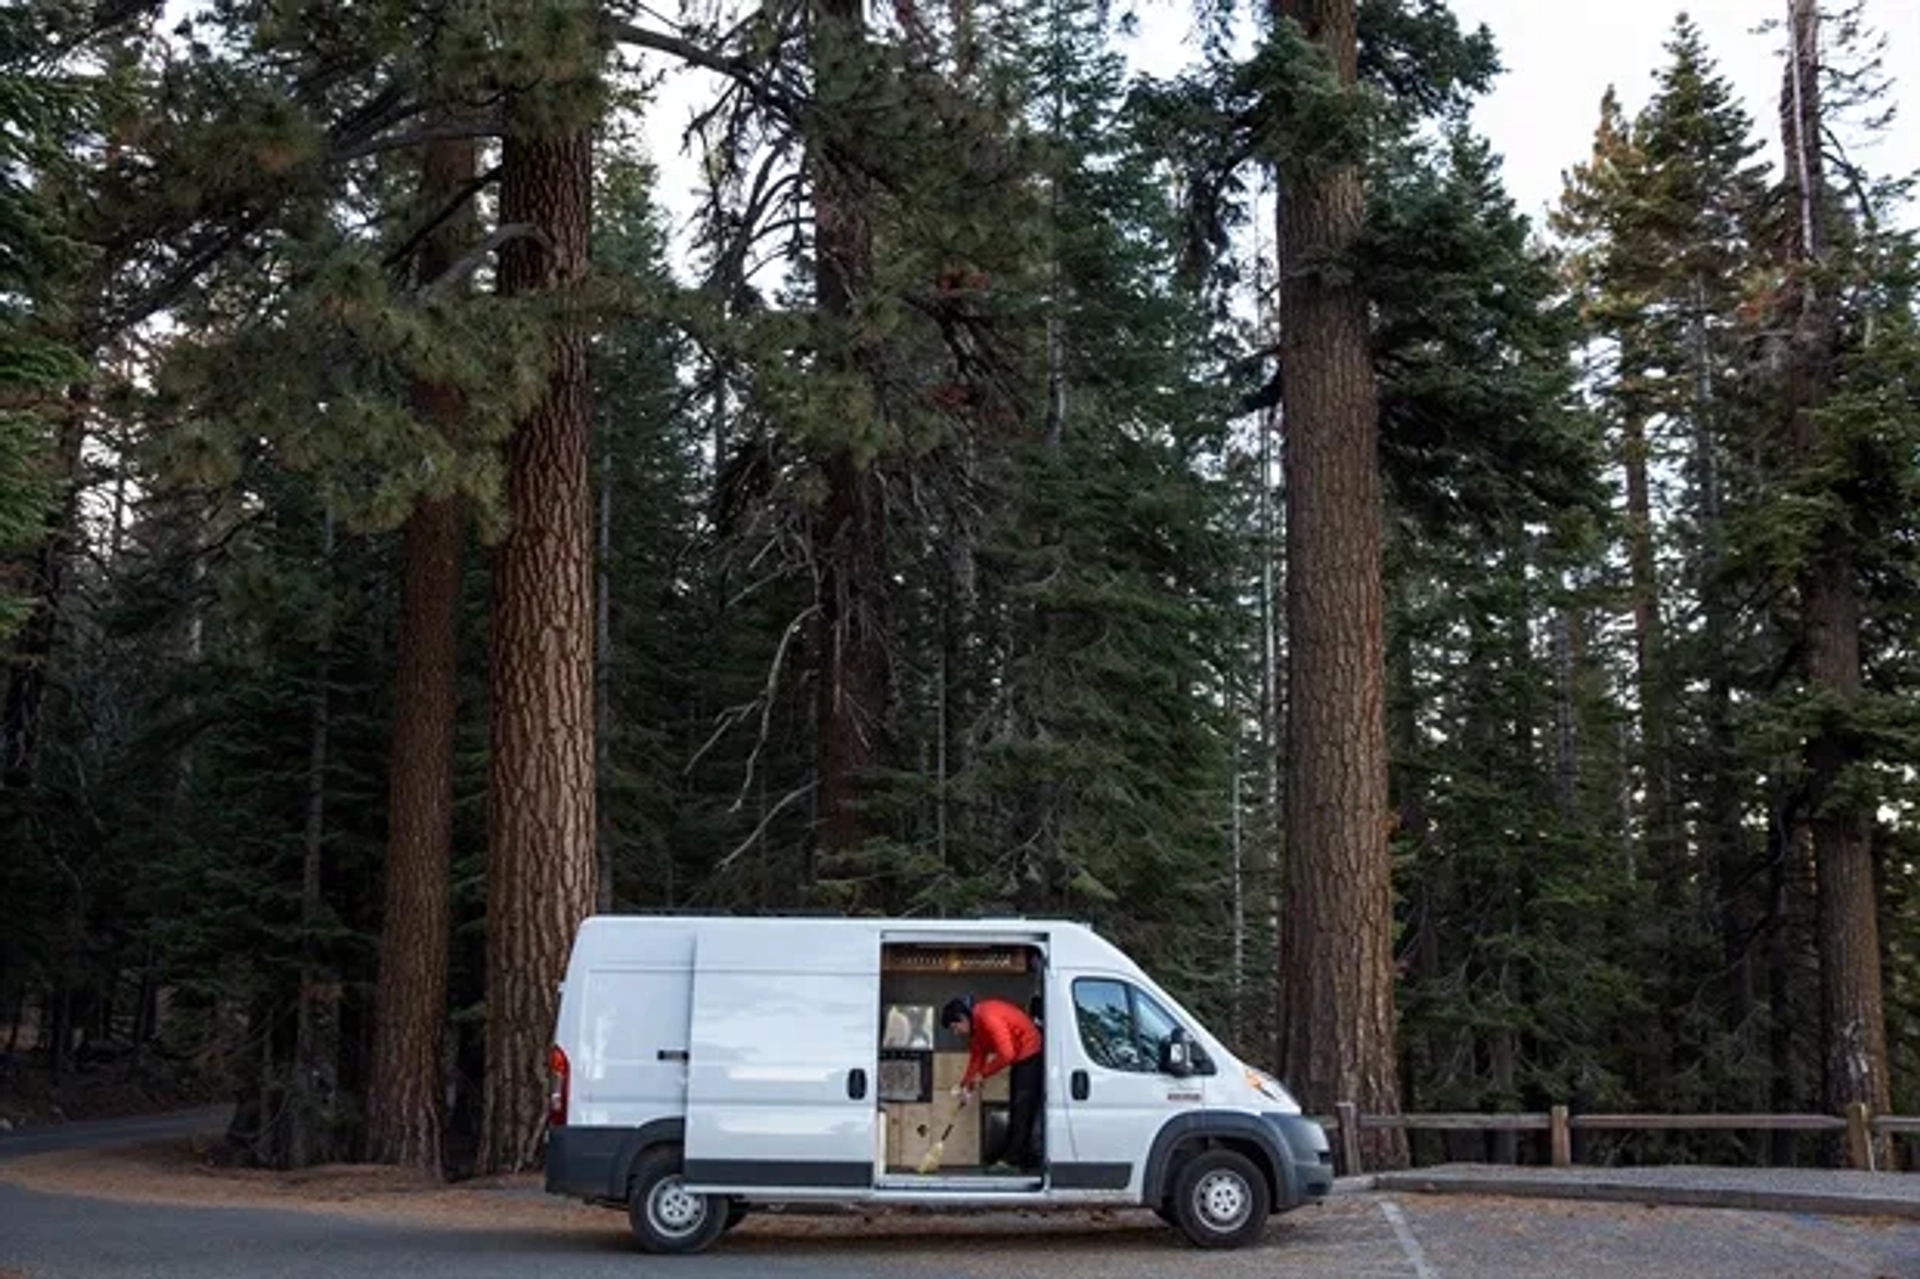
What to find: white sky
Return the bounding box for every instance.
[1439,0,1920,226]
[640,0,1920,267]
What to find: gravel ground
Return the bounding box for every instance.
[1396,1193,1919,1279]
[1383,1162,1920,1209]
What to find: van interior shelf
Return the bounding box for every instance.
[881,945,1029,973]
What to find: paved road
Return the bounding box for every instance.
[0,1109,229,1161]
[5,1180,1915,1278]
[0,1112,1914,1278]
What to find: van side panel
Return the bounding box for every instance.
[683,923,879,1191]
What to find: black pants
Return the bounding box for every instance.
[985,1054,1044,1169]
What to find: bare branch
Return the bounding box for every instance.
[735,603,819,811]
[714,781,817,872]
[421,223,546,296]
[330,110,506,162]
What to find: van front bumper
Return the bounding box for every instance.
[1264,1113,1335,1204]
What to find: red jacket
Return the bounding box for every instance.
[961,998,1042,1088]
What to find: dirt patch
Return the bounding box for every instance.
[0,1138,1171,1246]
[0,1137,610,1234]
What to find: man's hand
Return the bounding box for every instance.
[950,1083,974,1106]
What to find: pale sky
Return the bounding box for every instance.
[640,0,1920,269]
[1441,0,1920,226]
[1112,0,1920,227]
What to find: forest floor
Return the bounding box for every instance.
[0,1134,612,1232]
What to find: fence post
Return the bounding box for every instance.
[1336,1100,1362,1176]
[1550,1104,1571,1167]
[1845,1102,1874,1172]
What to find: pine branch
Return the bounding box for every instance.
[331,109,506,162]
[603,18,800,118]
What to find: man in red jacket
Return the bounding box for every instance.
[941,995,1043,1172]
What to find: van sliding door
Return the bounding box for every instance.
[682,923,879,1192]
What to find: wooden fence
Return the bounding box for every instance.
[1313,1102,1920,1176]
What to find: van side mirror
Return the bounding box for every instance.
[1160,1028,1194,1078]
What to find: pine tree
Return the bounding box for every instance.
[1270,0,1404,1165]
[480,1,603,1175]
[1769,0,1893,1148]
[0,4,99,777]
[1552,19,1778,1125]
[365,128,475,1173]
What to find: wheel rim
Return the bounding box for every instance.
[647,1175,709,1238]
[1192,1168,1252,1232]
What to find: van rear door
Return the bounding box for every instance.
[682,922,879,1193]
[570,923,696,1126]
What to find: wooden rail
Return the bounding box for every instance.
[1310,1102,1915,1176]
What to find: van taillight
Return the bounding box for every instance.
[547,1045,570,1128]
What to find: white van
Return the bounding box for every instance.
[544,915,1332,1253]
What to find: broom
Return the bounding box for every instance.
[915,1092,967,1173]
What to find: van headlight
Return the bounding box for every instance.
[1245,1067,1299,1112]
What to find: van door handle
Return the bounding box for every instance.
[848,1068,868,1100]
[1071,1069,1089,1101]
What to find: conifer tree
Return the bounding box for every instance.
[1770,0,1894,1148]
[1269,0,1404,1166]
[365,127,476,1172]
[480,1,604,1175]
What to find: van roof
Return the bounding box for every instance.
[570,914,1134,970]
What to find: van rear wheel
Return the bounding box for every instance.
[1170,1149,1269,1249]
[628,1147,729,1254]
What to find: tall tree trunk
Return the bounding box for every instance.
[288,512,340,1169]
[480,69,598,1176]
[594,428,615,914]
[1779,0,1890,1157]
[1550,603,1580,821]
[1689,283,1759,1128]
[365,133,475,1175]
[1272,0,1404,1169]
[1619,395,1677,886]
[810,0,887,867]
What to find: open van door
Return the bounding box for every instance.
[682,921,879,1192]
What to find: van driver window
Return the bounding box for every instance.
[1072,978,1189,1073]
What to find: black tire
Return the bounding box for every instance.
[1169,1148,1270,1249]
[1153,1201,1178,1226]
[627,1147,730,1255]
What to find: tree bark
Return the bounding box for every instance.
[809,0,888,866]
[365,134,475,1175]
[1272,0,1405,1169]
[1779,0,1891,1156]
[480,88,598,1175]
[1618,399,1672,884]
[288,510,340,1169]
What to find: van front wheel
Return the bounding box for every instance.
[628,1148,729,1254]
[1170,1149,1269,1249]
